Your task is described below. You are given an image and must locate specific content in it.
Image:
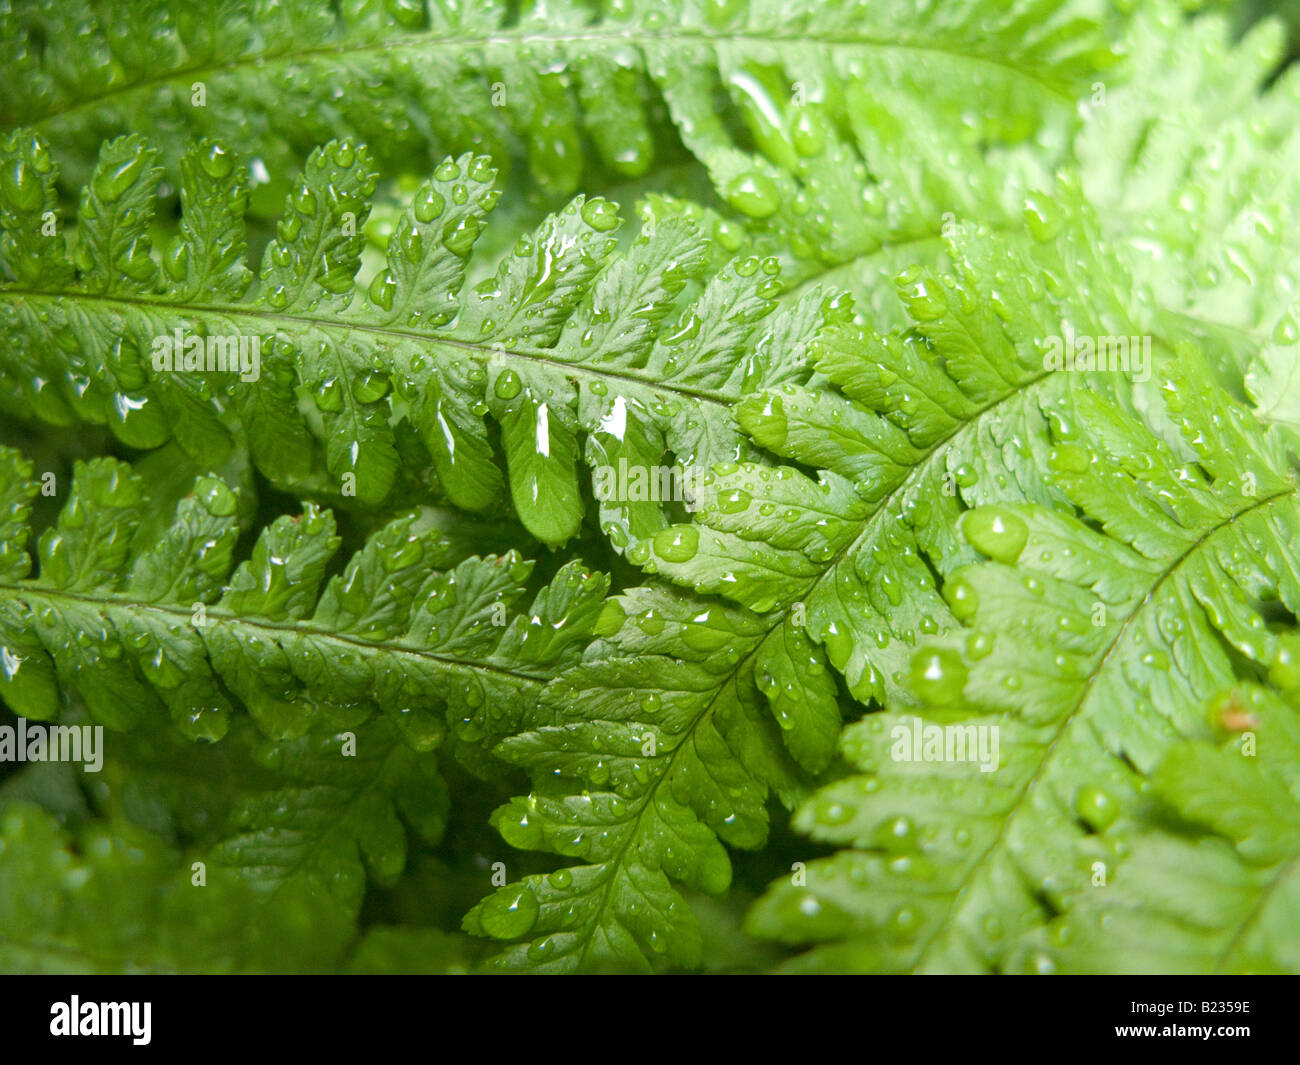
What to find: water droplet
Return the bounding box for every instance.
[478,885,540,939]
[961,507,1029,563]
[909,648,967,705]
[653,525,699,563]
[580,197,620,233]
[724,172,781,220]
[1075,785,1119,832]
[493,370,522,400]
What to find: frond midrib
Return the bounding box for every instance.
[21,25,1080,126]
[2,288,742,408]
[549,358,1067,967]
[909,485,1298,974]
[1,580,552,687]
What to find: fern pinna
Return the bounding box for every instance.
[1,0,1132,350]
[747,358,1300,972]
[462,187,1175,971]
[2,0,1299,978]
[0,130,848,548]
[2,0,1118,201]
[0,446,605,748]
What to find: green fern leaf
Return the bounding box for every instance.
[467,186,1163,972]
[0,132,848,546]
[0,800,331,972]
[2,0,1120,206]
[1023,683,1300,974]
[0,710,450,975]
[0,446,606,746]
[746,356,1300,972]
[1072,6,1300,428]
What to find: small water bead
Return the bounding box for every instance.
[331,142,356,169]
[1023,194,1063,242]
[312,377,344,412]
[946,576,979,621]
[636,611,665,636]
[961,506,1029,563]
[493,370,522,400]
[478,885,540,939]
[352,370,390,403]
[890,906,921,937]
[412,185,445,224]
[442,214,480,257]
[909,648,968,704]
[1273,313,1299,345]
[580,197,621,233]
[716,488,751,515]
[874,814,917,852]
[92,150,150,203]
[1074,785,1119,832]
[1269,636,1300,691]
[277,212,303,243]
[198,142,234,179]
[964,631,994,660]
[791,109,826,156]
[724,173,781,220]
[466,156,496,184]
[400,226,424,264]
[653,525,699,563]
[368,271,397,310]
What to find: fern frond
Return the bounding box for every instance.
[1020,683,1300,974]
[462,581,811,971]
[2,0,1119,204]
[642,182,1146,707]
[0,708,449,973]
[465,186,1164,971]
[746,356,1300,972]
[0,131,845,545]
[1072,4,1300,425]
[0,801,285,972]
[0,445,606,745]
[107,712,448,967]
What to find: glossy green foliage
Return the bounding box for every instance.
[0,132,852,546]
[1,0,1118,204]
[747,360,1300,972]
[468,189,1173,971]
[0,446,606,748]
[2,0,1299,978]
[0,712,460,972]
